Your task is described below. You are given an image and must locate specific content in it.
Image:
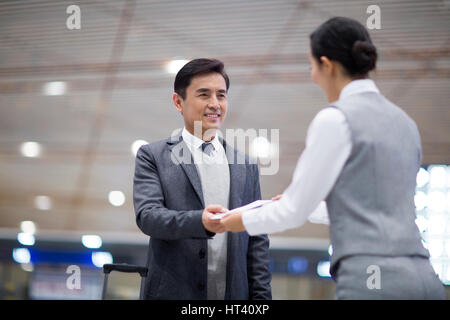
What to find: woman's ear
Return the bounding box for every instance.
[172,92,183,114]
[319,56,335,76]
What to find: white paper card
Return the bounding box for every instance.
[209,200,273,220]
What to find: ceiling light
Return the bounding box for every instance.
[12,248,31,264]
[445,266,450,285]
[428,214,446,235]
[431,262,443,280]
[447,191,450,211]
[428,191,446,212]
[91,251,113,268]
[414,215,428,233]
[20,221,36,234]
[428,239,444,258]
[446,240,450,258]
[108,191,125,207]
[21,263,34,272]
[131,139,148,157]
[447,165,450,187]
[17,232,35,246]
[428,165,447,189]
[251,136,272,158]
[43,81,66,96]
[316,260,331,278]
[166,59,190,74]
[34,195,52,211]
[416,167,429,188]
[20,141,41,158]
[414,191,427,211]
[81,235,102,249]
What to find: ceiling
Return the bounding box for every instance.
[0,0,449,245]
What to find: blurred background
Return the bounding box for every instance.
[0,0,449,299]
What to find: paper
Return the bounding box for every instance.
[209,200,273,220]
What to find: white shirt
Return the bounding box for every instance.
[182,127,227,165]
[242,79,380,235]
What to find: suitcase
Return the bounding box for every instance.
[102,263,148,300]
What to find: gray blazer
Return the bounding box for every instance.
[133,132,272,300]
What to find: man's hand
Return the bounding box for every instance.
[202,205,227,234]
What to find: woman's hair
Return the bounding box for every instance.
[310,17,377,77]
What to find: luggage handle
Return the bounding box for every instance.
[102,263,148,300]
[103,263,148,277]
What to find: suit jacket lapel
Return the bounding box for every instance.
[167,132,205,207]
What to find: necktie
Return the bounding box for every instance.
[201,142,214,156]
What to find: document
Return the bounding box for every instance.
[210,200,273,220]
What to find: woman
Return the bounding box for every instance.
[221,17,445,299]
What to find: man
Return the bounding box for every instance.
[133,58,271,300]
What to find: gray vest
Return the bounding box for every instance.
[326,91,429,277]
[195,151,230,300]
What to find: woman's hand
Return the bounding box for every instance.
[271,194,283,201]
[220,212,245,232]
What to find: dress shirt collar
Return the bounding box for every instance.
[339,79,380,101]
[182,127,222,152]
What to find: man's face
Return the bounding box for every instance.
[173,72,228,140]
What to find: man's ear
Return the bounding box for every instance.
[172,92,183,114]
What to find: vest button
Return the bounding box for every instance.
[199,248,206,259]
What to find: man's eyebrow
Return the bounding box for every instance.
[196,88,211,93]
[195,88,227,94]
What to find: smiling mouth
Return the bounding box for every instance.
[204,113,221,119]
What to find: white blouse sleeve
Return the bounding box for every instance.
[307,201,330,225]
[242,107,352,235]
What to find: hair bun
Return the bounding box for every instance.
[351,40,377,74]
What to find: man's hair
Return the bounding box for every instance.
[174,58,230,100]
